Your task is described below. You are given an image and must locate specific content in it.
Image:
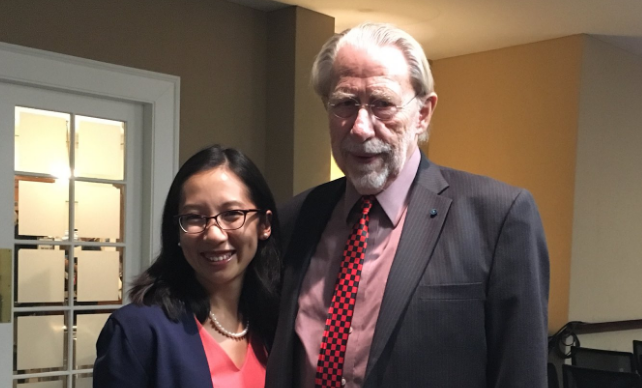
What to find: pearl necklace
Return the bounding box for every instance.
[208,311,249,340]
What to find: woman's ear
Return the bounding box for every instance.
[259,210,272,240]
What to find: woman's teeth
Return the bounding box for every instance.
[204,252,233,262]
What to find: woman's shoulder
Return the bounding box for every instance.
[110,303,166,324]
[106,303,183,336]
[108,303,196,335]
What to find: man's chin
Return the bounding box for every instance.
[347,170,388,195]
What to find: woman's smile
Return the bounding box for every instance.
[201,250,235,264]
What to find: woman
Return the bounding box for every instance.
[94,145,281,388]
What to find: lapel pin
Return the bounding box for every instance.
[430,208,438,217]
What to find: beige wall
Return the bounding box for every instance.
[426,36,585,332]
[569,37,642,336]
[0,0,268,168]
[265,8,297,203]
[292,8,334,197]
[265,7,334,203]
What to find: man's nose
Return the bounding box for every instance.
[350,106,375,141]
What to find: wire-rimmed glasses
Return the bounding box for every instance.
[327,94,419,120]
[175,209,263,234]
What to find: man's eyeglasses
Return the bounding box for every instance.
[175,209,263,234]
[327,94,419,121]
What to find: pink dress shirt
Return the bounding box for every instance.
[294,148,421,388]
[196,318,267,388]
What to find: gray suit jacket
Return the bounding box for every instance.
[266,154,549,388]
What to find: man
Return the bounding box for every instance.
[266,23,549,388]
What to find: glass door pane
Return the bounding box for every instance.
[74,182,124,243]
[14,312,67,374]
[15,176,69,241]
[75,116,124,181]
[15,108,70,177]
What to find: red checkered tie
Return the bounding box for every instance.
[315,196,374,388]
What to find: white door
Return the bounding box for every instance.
[0,82,144,388]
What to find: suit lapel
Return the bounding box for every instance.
[281,178,346,305]
[364,156,452,384]
[274,178,345,386]
[180,311,215,388]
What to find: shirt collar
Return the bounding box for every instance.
[343,147,420,226]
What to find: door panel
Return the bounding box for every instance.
[0,82,143,387]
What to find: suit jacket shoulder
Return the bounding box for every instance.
[94,303,212,388]
[434,164,542,236]
[278,178,346,253]
[436,164,527,202]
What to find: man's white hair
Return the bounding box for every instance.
[311,22,435,142]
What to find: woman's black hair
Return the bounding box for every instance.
[129,144,281,348]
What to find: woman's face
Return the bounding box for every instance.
[178,166,271,293]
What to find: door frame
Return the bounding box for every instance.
[0,41,180,268]
[0,42,180,383]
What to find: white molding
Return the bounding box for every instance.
[0,41,180,265]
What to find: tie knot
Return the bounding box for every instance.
[359,195,375,215]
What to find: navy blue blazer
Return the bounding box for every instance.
[93,304,213,388]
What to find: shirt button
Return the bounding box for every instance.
[341,378,346,386]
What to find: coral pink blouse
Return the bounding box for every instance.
[195,318,267,388]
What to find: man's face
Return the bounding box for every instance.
[327,44,435,195]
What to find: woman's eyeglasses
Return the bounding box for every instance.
[175,209,263,234]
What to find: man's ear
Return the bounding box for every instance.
[416,93,438,135]
[259,210,272,240]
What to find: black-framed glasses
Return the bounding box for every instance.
[327,94,419,120]
[175,209,263,234]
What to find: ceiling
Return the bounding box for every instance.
[228,0,642,60]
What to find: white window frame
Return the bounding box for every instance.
[0,41,180,263]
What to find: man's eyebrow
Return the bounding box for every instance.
[329,90,356,100]
[330,88,398,100]
[367,88,397,100]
